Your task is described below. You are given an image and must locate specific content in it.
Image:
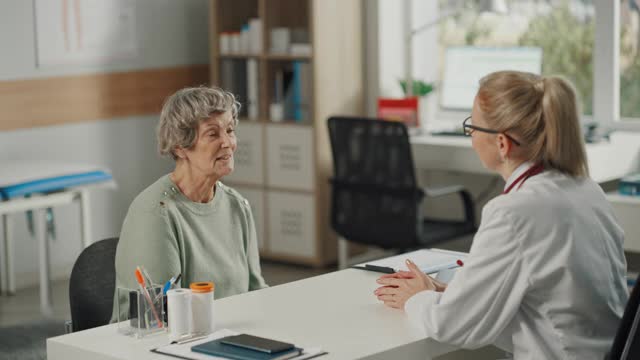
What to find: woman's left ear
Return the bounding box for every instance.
[174,146,186,160]
[496,134,511,162]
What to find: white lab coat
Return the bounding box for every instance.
[405,164,628,360]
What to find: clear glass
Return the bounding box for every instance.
[620,0,640,120]
[116,286,165,338]
[438,0,595,115]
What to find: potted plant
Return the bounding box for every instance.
[399,79,435,98]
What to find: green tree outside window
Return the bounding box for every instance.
[438,0,640,119]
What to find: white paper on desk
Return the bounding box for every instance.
[152,329,325,360]
[357,248,466,274]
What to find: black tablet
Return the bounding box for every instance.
[221,334,294,354]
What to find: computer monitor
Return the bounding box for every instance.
[440,46,543,111]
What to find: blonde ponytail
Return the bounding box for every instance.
[477,71,589,178]
[538,77,588,177]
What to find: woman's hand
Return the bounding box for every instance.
[374,259,445,309]
[378,268,448,292]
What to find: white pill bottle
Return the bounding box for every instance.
[189,282,215,335]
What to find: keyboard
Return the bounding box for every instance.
[430,130,466,137]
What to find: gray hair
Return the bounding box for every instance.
[157,86,240,159]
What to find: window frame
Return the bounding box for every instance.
[594,1,620,127]
[368,0,640,131]
[611,1,640,128]
[596,1,640,129]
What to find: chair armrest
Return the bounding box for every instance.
[422,185,465,198]
[423,185,476,225]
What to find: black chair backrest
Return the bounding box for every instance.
[69,237,119,332]
[327,117,423,249]
[609,274,640,359]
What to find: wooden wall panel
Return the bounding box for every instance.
[0,65,210,131]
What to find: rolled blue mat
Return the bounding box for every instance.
[0,171,112,200]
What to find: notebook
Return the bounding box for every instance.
[192,338,303,360]
[353,248,466,274]
[151,329,326,360]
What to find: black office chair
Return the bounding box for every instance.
[327,117,476,258]
[607,274,640,360]
[68,237,119,332]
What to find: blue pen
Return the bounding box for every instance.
[162,276,176,295]
[162,273,182,295]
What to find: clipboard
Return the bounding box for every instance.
[352,248,466,274]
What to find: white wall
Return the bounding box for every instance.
[0,0,209,80]
[378,0,439,99]
[374,0,503,221]
[377,0,440,129]
[0,0,209,289]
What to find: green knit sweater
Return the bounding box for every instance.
[111,175,267,322]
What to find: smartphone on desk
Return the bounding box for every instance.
[221,334,294,354]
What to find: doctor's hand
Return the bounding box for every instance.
[377,259,448,292]
[374,259,440,310]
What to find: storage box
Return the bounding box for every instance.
[267,191,316,257]
[223,122,264,185]
[377,97,419,128]
[266,125,314,191]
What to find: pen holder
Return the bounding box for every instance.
[116,286,165,338]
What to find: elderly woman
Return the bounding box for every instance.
[112,86,267,321]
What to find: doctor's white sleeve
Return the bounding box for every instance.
[404,204,529,349]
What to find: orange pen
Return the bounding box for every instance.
[135,267,163,328]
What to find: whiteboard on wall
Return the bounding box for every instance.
[34,0,138,67]
[440,47,542,111]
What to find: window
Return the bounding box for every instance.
[374,1,636,126]
[438,0,595,115]
[620,0,640,120]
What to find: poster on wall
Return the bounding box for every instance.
[34,0,138,67]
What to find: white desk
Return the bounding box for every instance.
[47,269,504,360]
[0,161,116,316]
[410,131,640,184]
[0,189,92,316]
[409,131,640,251]
[338,131,640,269]
[0,175,115,316]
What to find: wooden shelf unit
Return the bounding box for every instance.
[209,0,363,266]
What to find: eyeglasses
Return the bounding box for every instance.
[462,116,521,146]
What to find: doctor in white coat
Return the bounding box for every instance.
[374,71,628,359]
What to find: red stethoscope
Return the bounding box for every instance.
[502,163,545,194]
